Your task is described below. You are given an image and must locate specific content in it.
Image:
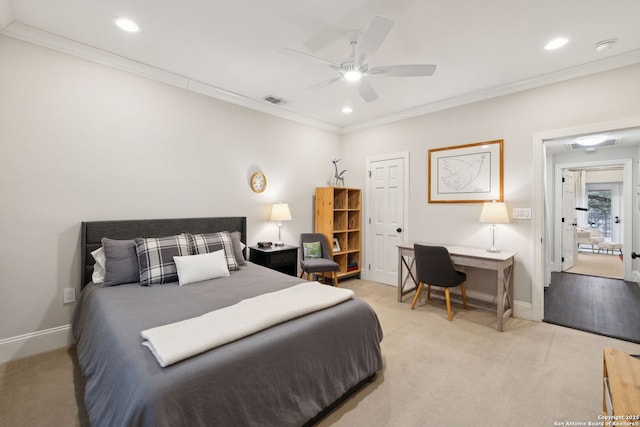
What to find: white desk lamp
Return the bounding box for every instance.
[479,201,510,253]
[270,202,292,246]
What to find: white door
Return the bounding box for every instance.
[561,170,576,270]
[368,157,406,285]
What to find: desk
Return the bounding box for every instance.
[397,243,516,332]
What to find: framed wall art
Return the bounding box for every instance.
[428,139,503,203]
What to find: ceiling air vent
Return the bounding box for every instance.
[263,95,287,105]
[566,139,620,150]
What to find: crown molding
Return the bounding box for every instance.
[342,49,640,134]
[1,22,341,133]
[3,20,639,136]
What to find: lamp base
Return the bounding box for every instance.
[274,242,284,247]
[486,224,500,253]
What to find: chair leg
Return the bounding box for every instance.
[411,283,424,310]
[333,271,338,287]
[460,283,468,309]
[427,284,431,300]
[445,288,453,321]
[299,270,304,279]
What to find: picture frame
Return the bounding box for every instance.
[428,139,503,203]
[333,237,341,252]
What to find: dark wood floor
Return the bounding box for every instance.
[544,272,640,344]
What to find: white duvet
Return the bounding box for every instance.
[141,282,354,367]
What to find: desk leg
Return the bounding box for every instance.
[496,260,514,332]
[397,249,404,302]
[397,249,418,302]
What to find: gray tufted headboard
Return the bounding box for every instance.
[81,216,247,288]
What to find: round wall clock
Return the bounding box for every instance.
[250,171,267,193]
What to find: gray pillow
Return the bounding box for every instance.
[230,231,247,266]
[102,238,139,286]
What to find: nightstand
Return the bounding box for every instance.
[249,245,298,276]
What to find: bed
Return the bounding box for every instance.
[73,217,383,427]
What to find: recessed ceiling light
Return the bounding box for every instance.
[114,17,140,33]
[341,106,353,114]
[576,134,608,146]
[594,39,617,52]
[544,37,568,50]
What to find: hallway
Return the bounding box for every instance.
[544,272,640,344]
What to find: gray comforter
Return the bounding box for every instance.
[72,262,383,427]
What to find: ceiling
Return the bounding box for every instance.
[1,0,640,133]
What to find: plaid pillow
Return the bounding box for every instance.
[188,231,239,271]
[135,234,190,286]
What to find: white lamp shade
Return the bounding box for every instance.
[479,202,510,224]
[270,203,292,221]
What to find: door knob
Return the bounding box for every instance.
[632,252,640,259]
[396,227,403,233]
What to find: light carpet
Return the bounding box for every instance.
[565,252,623,279]
[1,279,639,427]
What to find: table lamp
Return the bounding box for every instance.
[270,202,292,246]
[479,201,510,253]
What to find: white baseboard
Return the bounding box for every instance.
[513,300,533,321]
[0,325,73,364]
[632,270,640,285]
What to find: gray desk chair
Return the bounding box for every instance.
[299,233,339,287]
[411,244,468,321]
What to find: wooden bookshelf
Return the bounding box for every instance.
[315,187,361,279]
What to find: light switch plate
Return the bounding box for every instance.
[512,208,532,220]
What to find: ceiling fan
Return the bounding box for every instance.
[282,16,436,103]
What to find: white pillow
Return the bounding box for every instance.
[173,250,230,286]
[91,247,106,284]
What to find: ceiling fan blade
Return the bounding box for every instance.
[356,16,393,65]
[280,48,340,70]
[357,79,378,103]
[299,77,341,93]
[367,64,437,77]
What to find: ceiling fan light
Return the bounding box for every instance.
[341,106,353,114]
[344,70,362,82]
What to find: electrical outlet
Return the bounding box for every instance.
[63,288,76,304]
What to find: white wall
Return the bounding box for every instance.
[2,31,640,362]
[0,35,341,362]
[586,169,624,183]
[341,63,640,310]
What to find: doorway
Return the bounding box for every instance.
[364,152,409,285]
[545,153,635,341]
[556,164,626,280]
[531,116,640,323]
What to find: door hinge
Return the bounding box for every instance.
[561,257,565,262]
[368,264,371,270]
[561,217,565,223]
[562,177,565,183]
[368,170,372,178]
[368,218,371,224]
